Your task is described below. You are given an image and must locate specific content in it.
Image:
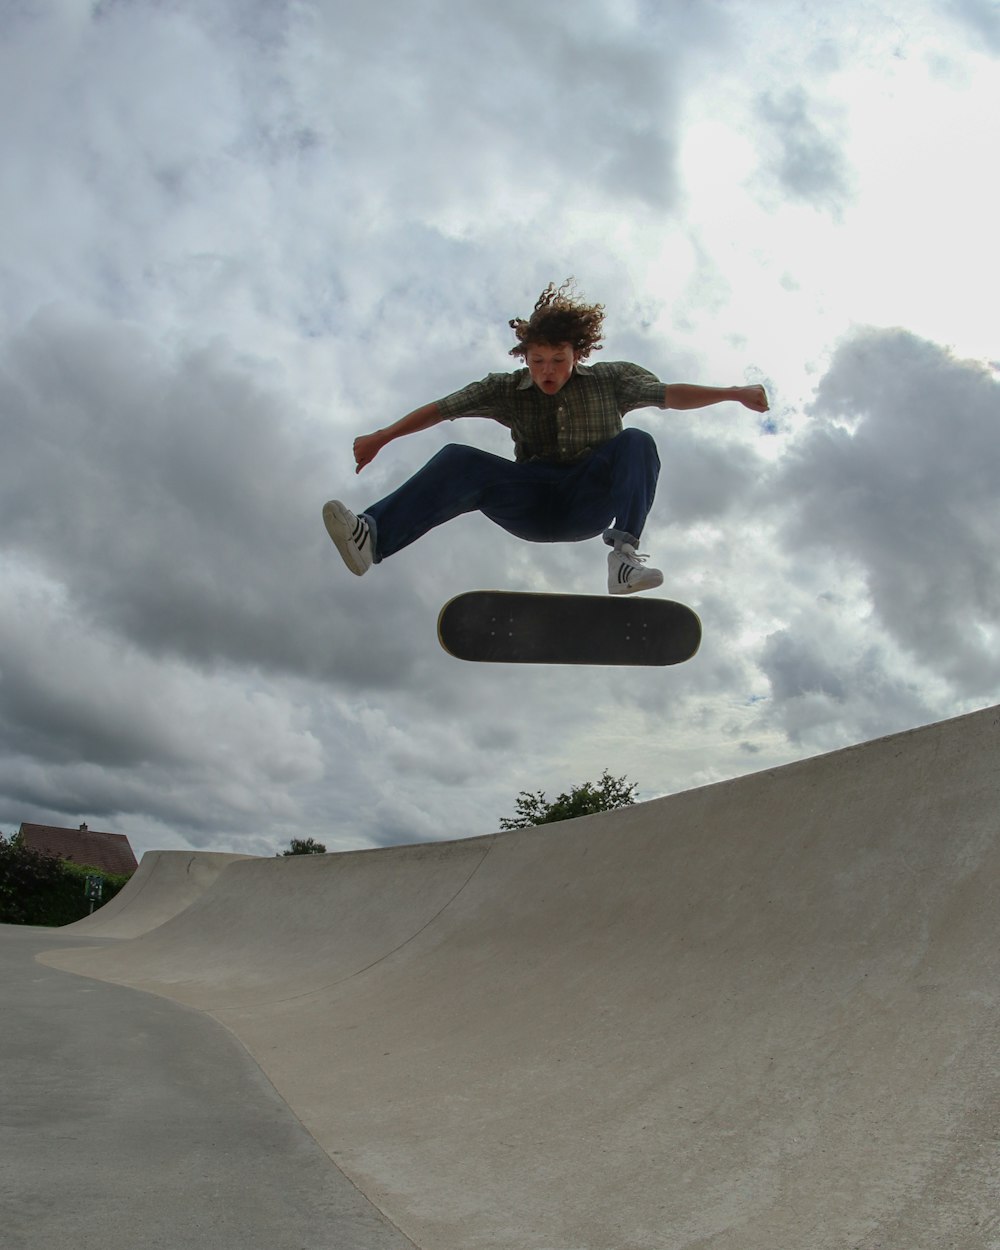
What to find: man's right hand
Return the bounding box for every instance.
[353,432,384,474]
[352,401,444,474]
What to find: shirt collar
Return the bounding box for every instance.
[516,363,594,391]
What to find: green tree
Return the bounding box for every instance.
[278,837,328,856]
[499,770,638,830]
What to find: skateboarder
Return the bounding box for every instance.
[324,281,769,594]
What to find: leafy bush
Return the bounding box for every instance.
[0,833,130,926]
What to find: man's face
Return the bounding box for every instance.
[525,342,579,395]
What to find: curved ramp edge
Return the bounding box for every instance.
[45,837,497,1004]
[65,850,255,939]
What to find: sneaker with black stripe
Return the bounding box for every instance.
[322,500,374,576]
[608,542,663,595]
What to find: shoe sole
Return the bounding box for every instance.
[609,579,664,595]
[322,500,371,576]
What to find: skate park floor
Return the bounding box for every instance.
[1,925,416,1250]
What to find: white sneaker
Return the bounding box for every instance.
[323,500,374,576]
[608,543,663,595]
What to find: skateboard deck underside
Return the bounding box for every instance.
[437,591,701,666]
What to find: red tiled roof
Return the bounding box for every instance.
[18,823,139,877]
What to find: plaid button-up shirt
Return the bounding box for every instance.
[436,361,666,463]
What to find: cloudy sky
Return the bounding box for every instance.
[2,0,998,860]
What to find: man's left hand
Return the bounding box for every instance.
[738,384,770,412]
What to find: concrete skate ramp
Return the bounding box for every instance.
[65,850,254,938]
[41,704,1000,1250]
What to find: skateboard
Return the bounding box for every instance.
[437,591,701,666]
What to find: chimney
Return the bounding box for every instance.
[79,822,88,832]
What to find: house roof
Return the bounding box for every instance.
[18,823,139,877]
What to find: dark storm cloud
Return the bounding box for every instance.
[0,578,324,845]
[773,327,1000,694]
[656,426,765,524]
[761,627,847,704]
[757,615,937,750]
[944,0,1000,52]
[753,87,854,216]
[0,307,427,686]
[302,0,733,216]
[0,619,176,769]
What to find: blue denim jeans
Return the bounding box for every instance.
[363,427,660,561]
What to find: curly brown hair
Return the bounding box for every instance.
[508,279,605,360]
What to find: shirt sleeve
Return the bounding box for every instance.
[435,373,514,427]
[609,361,667,413]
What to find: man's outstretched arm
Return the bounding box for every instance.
[662,383,769,412]
[353,401,445,473]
